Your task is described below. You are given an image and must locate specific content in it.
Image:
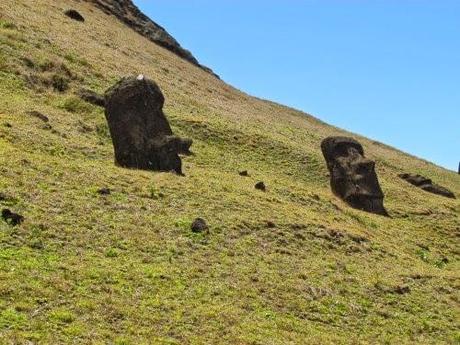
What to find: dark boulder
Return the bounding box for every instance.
[97,188,111,195]
[239,170,249,177]
[266,221,276,228]
[191,218,208,233]
[255,181,266,192]
[104,75,191,174]
[321,136,387,216]
[64,9,85,22]
[77,88,105,107]
[2,209,24,226]
[398,173,455,199]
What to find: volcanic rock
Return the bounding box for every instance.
[97,188,111,195]
[398,173,455,199]
[191,218,208,233]
[2,209,24,226]
[255,181,266,192]
[104,75,191,174]
[64,9,85,22]
[321,136,387,216]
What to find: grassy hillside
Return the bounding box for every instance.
[0,1,459,344]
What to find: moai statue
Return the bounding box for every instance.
[321,136,388,216]
[398,173,455,199]
[104,75,192,174]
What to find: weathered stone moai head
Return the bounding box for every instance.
[104,75,192,174]
[398,173,456,199]
[321,136,387,216]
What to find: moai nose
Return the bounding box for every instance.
[356,159,375,174]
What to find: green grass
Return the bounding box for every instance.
[0,0,458,344]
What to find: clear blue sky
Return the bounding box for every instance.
[134,0,459,172]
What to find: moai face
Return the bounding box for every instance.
[104,76,192,174]
[321,137,387,216]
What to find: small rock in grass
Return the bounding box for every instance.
[97,188,111,196]
[64,9,85,22]
[2,209,24,226]
[266,221,276,228]
[255,181,266,191]
[440,257,449,264]
[191,218,208,233]
[239,170,249,177]
[393,285,411,295]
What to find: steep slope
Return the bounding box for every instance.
[0,1,459,344]
[84,0,218,77]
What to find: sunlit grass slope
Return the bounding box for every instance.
[0,1,459,344]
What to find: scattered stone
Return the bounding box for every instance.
[393,285,411,295]
[398,173,455,199]
[77,88,105,107]
[191,218,208,233]
[97,188,111,195]
[26,110,49,123]
[64,9,85,22]
[2,209,24,226]
[255,181,266,192]
[239,170,249,177]
[104,76,192,174]
[4,123,12,128]
[321,136,387,216]
[266,221,276,228]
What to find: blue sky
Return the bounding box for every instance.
[134,0,459,172]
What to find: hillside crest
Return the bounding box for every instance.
[84,0,218,77]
